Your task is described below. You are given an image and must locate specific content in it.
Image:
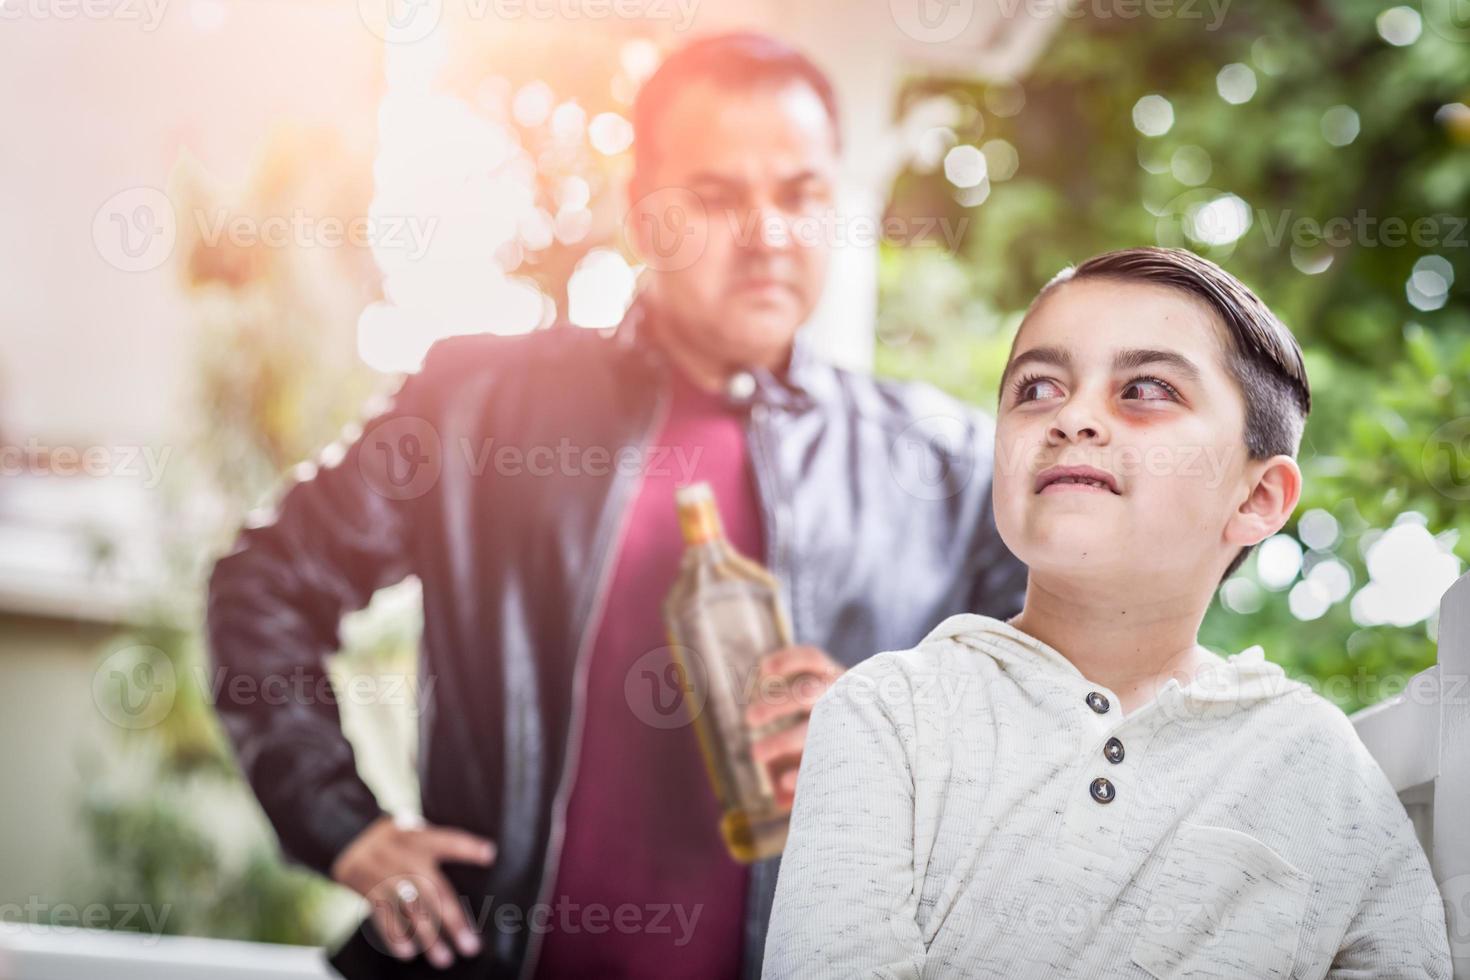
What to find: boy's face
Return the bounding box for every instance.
[993,277,1293,588]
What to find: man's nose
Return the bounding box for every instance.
[744,203,794,251]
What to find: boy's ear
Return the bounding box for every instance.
[1226,455,1303,548]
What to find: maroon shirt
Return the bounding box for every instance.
[531,364,761,979]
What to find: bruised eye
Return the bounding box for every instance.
[1121,376,1181,401]
[1009,372,1181,405]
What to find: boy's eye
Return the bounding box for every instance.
[1121,376,1181,401]
[1011,374,1061,403]
[1009,373,1181,404]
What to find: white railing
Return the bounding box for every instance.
[0,922,333,980]
[1351,569,1470,979]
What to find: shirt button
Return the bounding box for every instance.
[1085,691,1111,714]
[725,371,757,404]
[1090,777,1116,804]
[1104,737,1125,764]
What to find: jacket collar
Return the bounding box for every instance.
[612,293,820,413]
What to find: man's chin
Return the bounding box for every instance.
[718,308,804,356]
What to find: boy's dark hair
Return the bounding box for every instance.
[1019,247,1312,586]
[631,33,841,188]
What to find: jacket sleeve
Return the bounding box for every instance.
[205,355,441,878]
[762,658,928,980]
[1328,812,1452,979]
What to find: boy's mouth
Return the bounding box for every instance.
[1034,464,1121,495]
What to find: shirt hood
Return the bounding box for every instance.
[918,613,1309,709]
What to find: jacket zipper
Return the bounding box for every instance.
[745,404,784,607]
[516,369,671,980]
[738,399,791,980]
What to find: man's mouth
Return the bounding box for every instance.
[732,277,791,292]
[1034,464,1122,495]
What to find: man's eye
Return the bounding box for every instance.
[783,187,825,211]
[1121,376,1180,401]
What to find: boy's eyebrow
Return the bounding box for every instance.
[1113,347,1205,383]
[999,345,1204,396]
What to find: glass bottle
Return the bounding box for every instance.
[663,481,796,862]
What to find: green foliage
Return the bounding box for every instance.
[877,0,1469,706]
[75,781,330,944]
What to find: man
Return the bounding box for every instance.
[206,32,1027,980]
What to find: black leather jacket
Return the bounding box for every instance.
[206,300,1028,980]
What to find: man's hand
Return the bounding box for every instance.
[331,815,497,968]
[743,645,846,811]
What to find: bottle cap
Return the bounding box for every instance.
[675,482,714,507]
[675,482,722,545]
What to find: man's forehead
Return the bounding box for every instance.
[649,78,838,178]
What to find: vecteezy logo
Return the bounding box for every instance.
[360,872,445,957]
[358,415,443,501]
[1424,418,1470,501]
[357,0,442,44]
[624,186,709,273]
[625,646,707,729]
[889,414,976,501]
[92,645,177,730]
[1424,873,1470,957]
[890,0,975,44]
[92,187,177,273]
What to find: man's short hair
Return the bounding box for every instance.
[1019,247,1312,585]
[631,32,841,187]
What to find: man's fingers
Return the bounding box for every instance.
[427,871,481,958]
[758,645,841,683]
[401,894,450,969]
[370,898,416,960]
[422,826,497,866]
[750,717,808,765]
[746,672,835,729]
[747,647,843,728]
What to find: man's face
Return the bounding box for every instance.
[992,278,1268,588]
[628,78,838,369]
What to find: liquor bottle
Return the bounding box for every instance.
[663,481,796,863]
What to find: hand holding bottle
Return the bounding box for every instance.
[743,645,846,811]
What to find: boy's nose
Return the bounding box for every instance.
[1049,396,1109,443]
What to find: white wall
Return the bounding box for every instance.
[0,1,381,448]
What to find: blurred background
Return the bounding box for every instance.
[1,0,1467,967]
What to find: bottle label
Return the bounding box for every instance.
[671,580,784,803]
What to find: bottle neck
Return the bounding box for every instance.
[678,499,725,548]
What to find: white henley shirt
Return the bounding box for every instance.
[763,613,1451,979]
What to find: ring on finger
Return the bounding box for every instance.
[394,879,421,907]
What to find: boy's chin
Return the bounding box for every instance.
[1025,556,1121,581]
[1013,537,1125,580]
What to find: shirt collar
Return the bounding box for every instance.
[612,294,819,413]
[920,613,1306,708]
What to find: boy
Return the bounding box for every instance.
[762,248,1451,978]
